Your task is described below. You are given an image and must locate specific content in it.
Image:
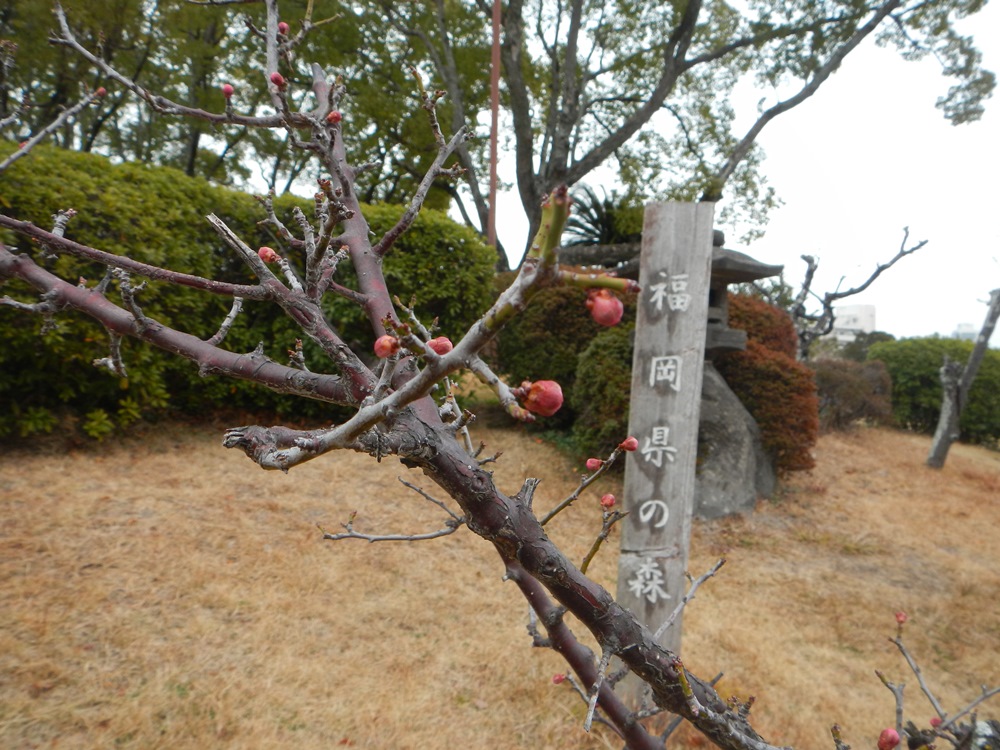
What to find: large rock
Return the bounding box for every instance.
[695,363,776,518]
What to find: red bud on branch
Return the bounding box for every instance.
[374,335,400,359]
[427,337,453,355]
[516,380,563,417]
[586,289,624,327]
[877,728,900,750]
[257,246,280,263]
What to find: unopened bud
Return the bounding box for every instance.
[270,71,286,88]
[877,728,900,750]
[585,458,602,472]
[326,110,342,125]
[427,336,453,355]
[277,21,290,34]
[586,288,624,327]
[222,83,235,99]
[520,380,563,417]
[895,611,908,625]
[95,86,107,98]
[374,334,400,359]
[619,436,639,452]
[600,493,616,510]
[551,674,566,685]
[257,246,280,263]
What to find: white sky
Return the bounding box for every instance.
[488,4,1000,344]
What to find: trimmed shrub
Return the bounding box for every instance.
[811,358,892,431]
[715,340,819,474]
[495,277,636,427]
[713,294,818,473]
[570,324,633,457]
[568,292,820,475]
[867,337,1000,445]
[0,143,496,438]
[725,293,798,359]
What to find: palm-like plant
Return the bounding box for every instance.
[563,185,642,246]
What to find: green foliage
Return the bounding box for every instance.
[494,279,636,427]
[840,330,896,362]
[569,324,634,461]
[867,337,1000,445]
[0,143,495,438]
[812,359,892,432]
[715,294,818,474]
[563,186,643,246]
[567,291,819,475]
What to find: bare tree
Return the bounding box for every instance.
[926,288,1000,469]
[756,229,928,360]
[1,4,996,749]
[0,4,777,749]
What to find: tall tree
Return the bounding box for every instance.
[391,0,993,264]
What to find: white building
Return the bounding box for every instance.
[829,304,876,343]
[951,323,977,341]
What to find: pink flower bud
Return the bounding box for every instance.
[619,436,639,452]
[277,21,290,34]
[585,458,602,472]
[95,86,106,98]
[600,493,616,510]
[326,110,342,124]
[427,336,453,355]
[521,380,563,417]
[895,611,908,625]
[222,83,235,99]
[930,717,942,728]
[551,673,566,685]
[270,71,286,88]
[257,246,280,263]
[586,289,624,327]
[18,141,26,149]
[877,728,900,750]
[374,335,400,359]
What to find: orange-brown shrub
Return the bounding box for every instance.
[725,293,798,358]
[715,294,819,474]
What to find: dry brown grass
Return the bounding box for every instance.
[1,423,998,749]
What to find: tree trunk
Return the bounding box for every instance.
[926,288,1000,468]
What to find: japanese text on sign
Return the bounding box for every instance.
[627,558,671,604]
[641,425,678,468]
[648,272,692,313]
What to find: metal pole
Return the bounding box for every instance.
[488,0,501,248]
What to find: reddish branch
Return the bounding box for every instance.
[0,4,792,748]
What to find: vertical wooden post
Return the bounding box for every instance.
[616,202,714,673]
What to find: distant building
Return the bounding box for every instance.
[952,323,977,341]
[828,304,876,343]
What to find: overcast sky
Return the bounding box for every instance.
[489,4,1000,344]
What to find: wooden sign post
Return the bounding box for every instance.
[617,202,714,669]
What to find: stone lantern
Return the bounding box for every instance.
[706,230,784,358]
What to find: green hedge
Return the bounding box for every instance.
[570,324,634,457]
[0,143,496,438]
[494,275,637,427]
[867,337,1000,445]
